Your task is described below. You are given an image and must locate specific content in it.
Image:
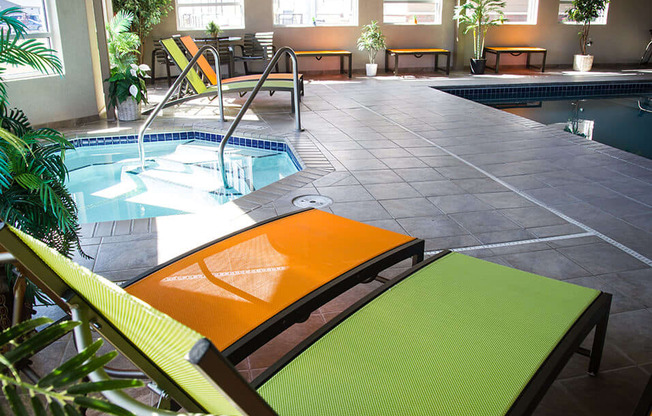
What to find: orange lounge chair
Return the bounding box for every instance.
[122,208,424,362]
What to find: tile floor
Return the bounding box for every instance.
[30,66,652,415]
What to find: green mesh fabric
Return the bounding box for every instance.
[258,252,600,415]
[161,38,208,94]
[11,226,243,416]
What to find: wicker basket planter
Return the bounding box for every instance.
[116,98,141,121]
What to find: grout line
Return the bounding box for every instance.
[424,232,594,256]
[354,100,652,267]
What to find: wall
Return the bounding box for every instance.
[5,0,99,126]
[146,0,651,76]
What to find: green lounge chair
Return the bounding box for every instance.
[0,219,611,416]
[154,37,303,112]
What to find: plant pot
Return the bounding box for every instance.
[470,58,486,74]
[116,98,141,121]
[366,63,378,77]
[573,54,594,72]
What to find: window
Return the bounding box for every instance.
[501,0,538,25]
[176,0,245,30]
[3,0,61,80]
[383,0,443,25]
[273,0,358,27]
[558,0,609,25]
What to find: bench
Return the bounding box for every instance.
[288,50,353,78]
[385,48,451,76]
[483,47,547,73]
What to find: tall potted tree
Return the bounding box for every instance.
[357,20,386,77]
[566,0,609,72]
[112,0,173,61]
[453,0,506,74]
[105,10,150,121]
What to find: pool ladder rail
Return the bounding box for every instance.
[136,45,303,188]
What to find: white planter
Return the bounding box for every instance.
[573,54,594,72]
[116,98,141,121]
[366,63,378,77]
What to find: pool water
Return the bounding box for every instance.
[492,95,652,159]
[66,140,298,223]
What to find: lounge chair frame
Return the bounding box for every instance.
[124,208,425,364]
[245,250,612,416]
[0,211,423,413]
[0,223,610,416]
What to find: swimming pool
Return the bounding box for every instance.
[436,81,652,159]
[67,132,300,223]
[493,95,652,159]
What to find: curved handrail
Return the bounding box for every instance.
[137,44,224,170]
[218,46,302,187]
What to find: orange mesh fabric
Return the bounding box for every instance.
[180,36,218,85]
[126,210,414,350]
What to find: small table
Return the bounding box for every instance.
[385,48,451,76]
[289,50,353,78]
[483,47,547,73]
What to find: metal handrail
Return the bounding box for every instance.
[136,44,224,170]
[218,46,302,187]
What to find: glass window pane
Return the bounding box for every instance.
[494,0,538,25]
[383,1,442,25]
[176,1,244,29]
[273,0,357,26]
[7,0,49,34]
[558,1,608,25]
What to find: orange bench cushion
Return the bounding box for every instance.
[387,48,450,54]
[485,47,547,52]
[295,50,351,55]
[125,210,415,351]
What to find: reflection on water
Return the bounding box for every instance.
[491,95,652,159]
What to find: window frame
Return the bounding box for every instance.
[500,0,539,26]
[175,0,246,31]
[557,0,609,25]
[382,0,443,26]
[273,0,359,28]
[4,0,63,81]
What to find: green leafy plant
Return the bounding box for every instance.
[112,0,173,60]
[566,0,609,55]
[357,20,386,65]
[0,317,143,415]
[205,21,221,39]
[453,0,506,60]
[0,7,84,319]
[0,7,82,258]
[105,11,150,107]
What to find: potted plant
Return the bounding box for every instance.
[112,0,173,60]
[105,10,150,121]
[0,7,85,328]
[566,0,609,72]
[453,0,506,74]
[357,20,386,77]
[206,20,221,38]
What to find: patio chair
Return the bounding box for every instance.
[0,213,611,416]
[233,32,279,75]
[157,37,303,111]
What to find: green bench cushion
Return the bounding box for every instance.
[258,252,599,415]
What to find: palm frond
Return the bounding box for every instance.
[0,7,28,39]
[0,318,143,415]
[0,34,62,75]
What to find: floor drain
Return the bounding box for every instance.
[292,195,333,209]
